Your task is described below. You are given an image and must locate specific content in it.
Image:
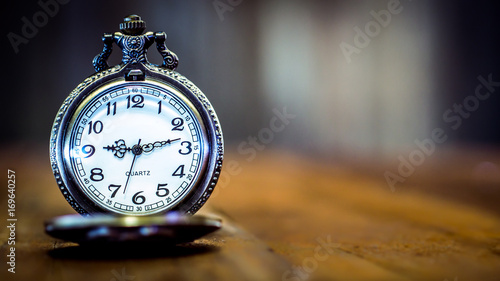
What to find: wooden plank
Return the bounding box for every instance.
[0,147,291,281]
[2,146,500,280]
[210,150,500,281]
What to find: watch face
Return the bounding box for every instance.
[62,80,209,215]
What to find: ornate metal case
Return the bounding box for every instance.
[49,15,223,216]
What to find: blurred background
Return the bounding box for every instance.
[2,2,500,279]
[2,0,500,159]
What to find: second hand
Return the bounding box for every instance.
[123,139,142,195]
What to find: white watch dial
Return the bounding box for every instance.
[64,81,208,215]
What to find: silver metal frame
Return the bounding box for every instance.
[50,63,223,216]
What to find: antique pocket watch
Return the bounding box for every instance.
[47,15,223,243]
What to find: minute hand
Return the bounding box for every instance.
[141,138,181,153]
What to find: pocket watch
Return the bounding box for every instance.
[49,15,223,218]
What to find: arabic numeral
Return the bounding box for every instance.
[88,120,103,134]
[108,184,121,198]
[90,168,104,181]
[179,141,192,155]
[156,183,169,197]
[81,145,95,158]
[126,94,144,108]
[172,165,185,178]
[171,117,184,131]
[132,191,146,205]
[106,101,116,115]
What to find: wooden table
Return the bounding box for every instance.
[1,145,500,281]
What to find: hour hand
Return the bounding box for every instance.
[103,139,131,158]
[142,138,181,153]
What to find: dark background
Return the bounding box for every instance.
[2,0,500,160]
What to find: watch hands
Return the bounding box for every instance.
[103,139,130,158]
[123,139,142,195]
[141,138,181,153]
[104,138,181,158]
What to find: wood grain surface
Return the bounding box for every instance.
[1,144,500,281]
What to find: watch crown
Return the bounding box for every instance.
[120,14,146,35]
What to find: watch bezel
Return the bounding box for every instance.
[50,63,223,216]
